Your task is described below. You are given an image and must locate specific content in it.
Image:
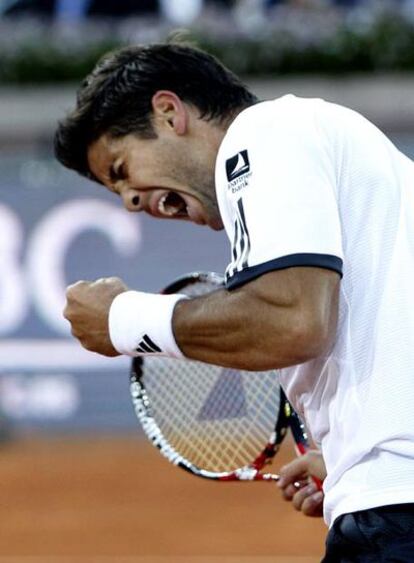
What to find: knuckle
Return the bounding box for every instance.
[302,497,322,517]
[95,276,121,284]
[63,303,76,321]
[65,287,74,299]
[68,280,86,290]
[302,503,314,516]
[108,276,121,283]
[292,493,302,510]
[284,484,297,499]
[66,281,84,297]
[293,499,302,512]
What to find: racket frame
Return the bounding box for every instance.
[129,270,319,485]
[131,357,294,482]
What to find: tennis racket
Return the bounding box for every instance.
[129,271,322,486]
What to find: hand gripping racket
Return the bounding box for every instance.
[129,272,322,486]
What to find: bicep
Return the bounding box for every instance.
[238,267,340,355]
[173,266,340,370]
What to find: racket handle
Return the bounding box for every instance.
[310,475,323,491]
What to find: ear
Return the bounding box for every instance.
[151,90,188,135]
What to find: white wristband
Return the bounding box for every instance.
[108,291,188,358]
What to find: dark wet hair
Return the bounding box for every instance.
[54,41,257,182]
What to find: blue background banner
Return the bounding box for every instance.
[0,150,228,433]
[1,135,413,433]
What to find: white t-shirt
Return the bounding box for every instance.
[215,95,414,527]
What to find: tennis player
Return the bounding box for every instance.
[55,41,414,561]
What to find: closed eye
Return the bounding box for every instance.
[109,162,127,184]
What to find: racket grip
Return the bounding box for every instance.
[310,475,323,491]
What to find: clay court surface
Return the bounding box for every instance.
[0,435,326,562]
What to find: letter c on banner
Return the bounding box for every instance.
[26,198,142,335]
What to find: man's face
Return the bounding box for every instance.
[87,129,224,230]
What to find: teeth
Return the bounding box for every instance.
[158,193,176,216]
[157,193,188,216]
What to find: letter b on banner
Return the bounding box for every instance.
[0,199,142,336]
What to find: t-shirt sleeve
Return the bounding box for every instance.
[215,97,343,290]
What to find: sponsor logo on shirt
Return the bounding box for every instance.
[226,150,252,193]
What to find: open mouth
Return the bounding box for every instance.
[157,191,189,217]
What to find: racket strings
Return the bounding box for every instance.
[138,274,283,474]
[143,357,281,472]
[168,277,278,467]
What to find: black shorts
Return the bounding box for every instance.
[322,504,414,562]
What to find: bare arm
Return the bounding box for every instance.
[173,267,340,370]
[64,267,339,364]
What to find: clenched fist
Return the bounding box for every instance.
[64,276,129,356]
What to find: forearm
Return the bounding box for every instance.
[172,285,320,371]
[66,268,338,361]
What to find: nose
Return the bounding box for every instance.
[122,189,142,212]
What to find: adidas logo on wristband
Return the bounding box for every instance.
[136,334,162,354]
[109,290,186,358]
